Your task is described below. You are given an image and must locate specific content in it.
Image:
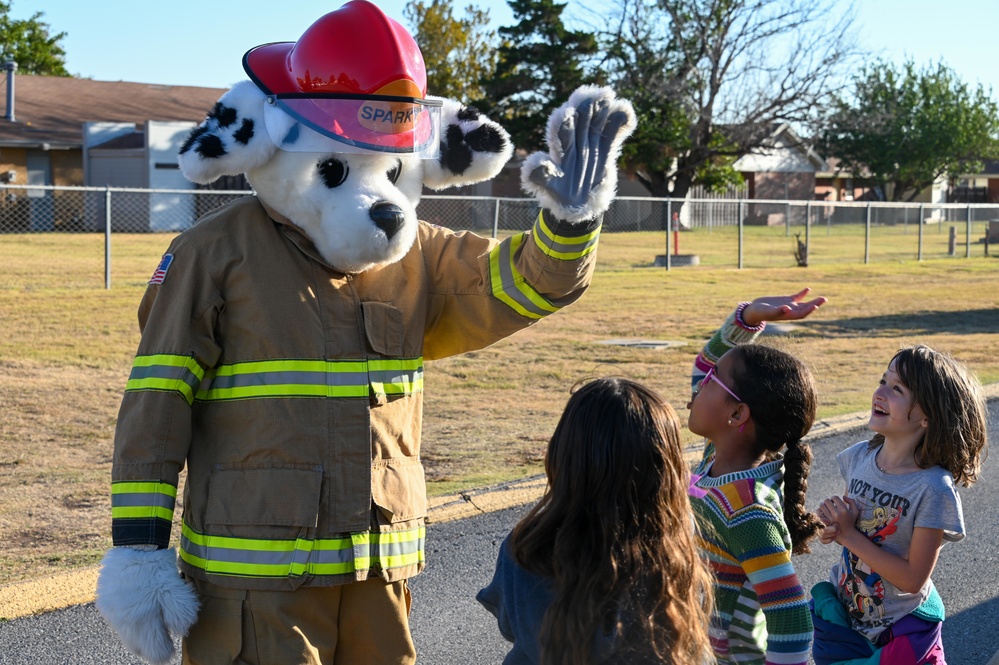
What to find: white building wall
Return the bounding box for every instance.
[147,121,197,231]
[83,122,136,186]
[733,137,817,173]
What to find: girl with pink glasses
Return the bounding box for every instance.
[687,288,827,665]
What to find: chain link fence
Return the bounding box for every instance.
[2,185,995,288]
[0,184,252,233]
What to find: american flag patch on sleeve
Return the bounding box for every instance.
[148,254,174,285]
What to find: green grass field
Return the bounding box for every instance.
[0,225,997,585]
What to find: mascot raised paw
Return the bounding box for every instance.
[95,1,636,663]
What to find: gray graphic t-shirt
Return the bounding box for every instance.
[828,441,964,642]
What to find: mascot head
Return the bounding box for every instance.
[178,0,512,273]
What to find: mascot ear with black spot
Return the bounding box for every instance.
[422,97,513,190]
[178,81,282,184]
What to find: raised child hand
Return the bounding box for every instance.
[741,287,827,327]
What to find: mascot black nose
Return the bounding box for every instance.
[370,202,405,239]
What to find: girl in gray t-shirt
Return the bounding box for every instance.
[813,345,988,664]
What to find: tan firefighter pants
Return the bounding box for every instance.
[182,576,416,665]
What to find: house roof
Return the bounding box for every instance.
[760,122,828,171]
[0,74,227,150]
[725,121,828,173]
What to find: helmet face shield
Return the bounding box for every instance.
[264,94,441,158]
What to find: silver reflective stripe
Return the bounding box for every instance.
[205,369,366,390]
[111,492,175,510]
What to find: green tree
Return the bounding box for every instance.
[480,0,600,152]
[821,60,999,202]
[0,1,69,76]
[601,0,856,200]
[405,0,497,102]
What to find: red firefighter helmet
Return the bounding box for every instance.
[243,0,440,156]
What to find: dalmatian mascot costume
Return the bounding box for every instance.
[95,2,635,663]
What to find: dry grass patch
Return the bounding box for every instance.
[1,230,998,585]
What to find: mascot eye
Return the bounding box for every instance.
[317,157,349,189]
[387,160,402,184]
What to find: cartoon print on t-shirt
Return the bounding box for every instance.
[838,498,903,624]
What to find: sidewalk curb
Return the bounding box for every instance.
[3,387,997,622]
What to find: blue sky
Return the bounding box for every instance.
[24,0,999,95]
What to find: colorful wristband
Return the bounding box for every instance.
[734,301,767,332]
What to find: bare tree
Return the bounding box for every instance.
[601,0,858,200]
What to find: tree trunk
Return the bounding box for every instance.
[638,171,671,199]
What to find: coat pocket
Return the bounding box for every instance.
[371,457,428,524]
[361,301,404,358]
[205,465,323,527]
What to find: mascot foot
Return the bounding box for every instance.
[96,547,199,665]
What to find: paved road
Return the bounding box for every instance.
[1,401,996,664]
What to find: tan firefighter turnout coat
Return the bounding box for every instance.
[111,195,599,590]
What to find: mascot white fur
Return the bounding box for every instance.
[95,2,635,663]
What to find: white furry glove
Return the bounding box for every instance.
[521,86,637,223]
[96,547,200,665]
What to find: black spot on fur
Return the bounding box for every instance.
[456,106,481,122]
[464,125,505,154]
[207,102,238,129]
[317,157,349,188]
[195,135,226,159]
[179,124,210,155]
[233,118,254,145]
[440,124,473,175]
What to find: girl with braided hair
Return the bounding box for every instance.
[686,288,827,665]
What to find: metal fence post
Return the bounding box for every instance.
[918,203,924,260]
[737,200,744,269]
[492,198,500,239]
[105,186,112,289]
[785,201,790,237]
[966,204,972,258]
[865,203,871,265]
[665,199,671,271]
[805,201,811,262]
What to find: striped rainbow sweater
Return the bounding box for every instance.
[690,444,812,665]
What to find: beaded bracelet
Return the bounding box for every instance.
[734,301,767,332]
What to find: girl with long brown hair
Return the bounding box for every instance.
[477,377,714,664]
[812,345,988,664]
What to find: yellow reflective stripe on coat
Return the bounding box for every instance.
[125,354,206,405]
[179,522,426,579]
[368,357,424,396]
[110,480,177,522]
[488,232,560,320]
[195,358,424,402]
[532,210,600,260]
